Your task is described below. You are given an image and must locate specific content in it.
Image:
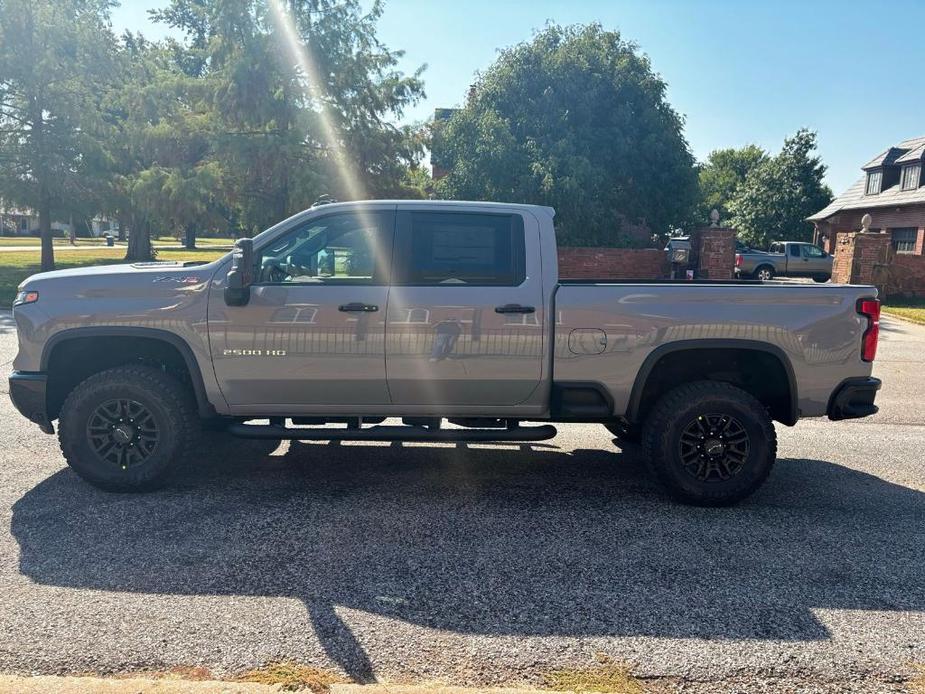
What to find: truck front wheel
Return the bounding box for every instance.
[641,381,777,506]
[58,365,197,492]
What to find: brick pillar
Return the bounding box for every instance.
[832,231,893,292]
[691,227,735,279]
[915,227,925,256]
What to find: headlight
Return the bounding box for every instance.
[12,290,39,307]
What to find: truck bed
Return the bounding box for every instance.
[552,282,876,419]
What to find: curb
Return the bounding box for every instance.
[0,675,283,694]
[0,677,566,694]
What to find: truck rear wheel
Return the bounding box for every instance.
[641,381,777,506]
[58,365,197,492]
[753,265,774,281]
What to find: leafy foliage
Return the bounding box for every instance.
[432,24,698,247]
[152,0,427,235]
[697,145,768,226]
[0,0,426,264]
[0,0,118,269]
[729,129,833,248]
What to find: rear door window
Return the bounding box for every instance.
[396,211,526,286]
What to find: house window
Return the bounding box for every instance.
[891,228,918,254]
[866,170,882,195]
[901,164,921,191]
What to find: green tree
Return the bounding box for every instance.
[697,144,767,225]
[432,23,698,247]
[153,0,426,235]
[729,129,833,248]
[0,0,117,270]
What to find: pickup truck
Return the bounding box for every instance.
[735,241,833,282]
[9,201,881,506]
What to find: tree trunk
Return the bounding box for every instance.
[125,214,154,262]
[38,188,54,272]
[33,92,54,271]
[184,223,196,250]
[117,214,127,241]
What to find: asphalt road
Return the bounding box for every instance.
[0,311,923,691]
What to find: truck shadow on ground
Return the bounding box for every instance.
[11,438,925,682]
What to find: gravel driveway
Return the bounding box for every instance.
[0,311,923,691]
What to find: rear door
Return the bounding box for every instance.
[385,207,544,406]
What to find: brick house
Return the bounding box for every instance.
[809,135,925,256]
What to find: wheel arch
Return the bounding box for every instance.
[41,327,214,420]
[626,340,798,427]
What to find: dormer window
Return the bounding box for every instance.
[866,170,882,195]
[901,163,921,191]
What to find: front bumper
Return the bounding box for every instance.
[828,377,881,421]
[8,371,53,434]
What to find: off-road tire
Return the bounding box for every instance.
[58,365,197,492]
[642,381,777,506]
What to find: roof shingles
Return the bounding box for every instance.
[808,136,925,221]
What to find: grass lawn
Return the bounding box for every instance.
[0,236,108,247]
[0,236,234,248]
[152,236,234,247]
[0,247,227,307]
[882,298,925,325]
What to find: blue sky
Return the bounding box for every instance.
[111,0,925,194]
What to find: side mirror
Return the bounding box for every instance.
[225,238,254,306]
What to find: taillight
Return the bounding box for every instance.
[735,253,743,267]
[858,298,880,362]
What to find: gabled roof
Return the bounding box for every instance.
[896,143,925,164]
[808,135,925,221]
[863,147,907,170]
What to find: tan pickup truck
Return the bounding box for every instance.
[10,200,881,505]
[735,240,834,282]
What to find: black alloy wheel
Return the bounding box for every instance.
[86,398,160,470]
[678,413,750,482]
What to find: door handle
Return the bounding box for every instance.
[339,302,379,312]
[495,304,535,314]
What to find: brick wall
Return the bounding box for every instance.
[557,247,668,279]
[691,227,735,279]
[832,231,892,289]
[817,205,925,257]
[886,254,925,297]
[831,232,856,284]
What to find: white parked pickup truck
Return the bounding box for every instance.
[10,201,881,505]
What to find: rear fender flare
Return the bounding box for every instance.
[625,339,799,426]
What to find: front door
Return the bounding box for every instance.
[385,208,545,407]
[800,243,830,274]
[209,209,395,409]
